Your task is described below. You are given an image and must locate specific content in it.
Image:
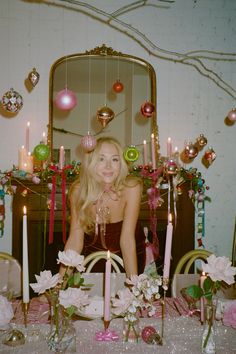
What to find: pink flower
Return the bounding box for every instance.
[57,249,85,272]
[111,288,136,316]
[30,270,61,294]
[223,301,236,329]
[59,288,90,310]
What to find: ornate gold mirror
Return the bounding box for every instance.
[48,44,158,165]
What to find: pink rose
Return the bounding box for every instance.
[223,301,236,329]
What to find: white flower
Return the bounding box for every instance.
[202,255,236,285]
[59,288,90,310]
[30,270,61,294]
[57,249,85,272]
[0,295,14,326]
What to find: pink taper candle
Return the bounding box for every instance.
[22,206,30,303]
[59,146,65,170]
[151,133,156,170]
[167,137,172,158]
[163,213,173,281]
[200,272,207,323]
[104,250,111,328]
[25,121,30,153]
[143,140,148,166]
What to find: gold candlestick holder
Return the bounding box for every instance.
[22,302,29,328]
[161,277,169,341]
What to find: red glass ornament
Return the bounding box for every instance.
[140,101,155,117]
[227,108,236,122]
[204,148,216,164]
[113,80,124,93]
[80,133,97,152]
[141,326,162,345]
[55,88,77,111]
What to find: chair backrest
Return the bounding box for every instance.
[83,251,124,273]
[171,249,211,298]
[0,252,22,298]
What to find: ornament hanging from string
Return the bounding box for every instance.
[80,132,97,152]
[112,56,124,93]
[28,68,40,87]
[123,145,140,162]
[227,108,236,122]
[55,88,77,111]
[1,88,23,113]
[140,101,155,118]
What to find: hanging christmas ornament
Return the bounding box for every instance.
[33,143,50,161]
[55,88,77,111]
[184,142,198,159]
[123,145,140,162]
[97,105,115,128]
[196,134,208,147]
[203,147,216,165]
[1,88,23,113]
[227,108,236,122]
[165,160,178,175]
[141,326,162,345]
[112,80,124,93]
[80,133,97,152]
[28,68,40,87]
[140,101,155,118]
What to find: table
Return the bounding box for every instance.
[0,313,235,353]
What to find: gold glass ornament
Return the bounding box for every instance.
[28,68,40,87]
[97,105,115,127]
[1,88,23,113]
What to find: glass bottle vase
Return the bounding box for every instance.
[201,303,216,354]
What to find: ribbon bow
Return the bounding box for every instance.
[95,329,119,342]
[48,164,72,244]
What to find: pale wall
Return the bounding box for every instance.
[0,0,235,259]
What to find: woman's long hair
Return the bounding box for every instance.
[70,136,130,233]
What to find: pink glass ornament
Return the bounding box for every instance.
[113,80,124,93]
[227,108,236,122]
[165,160,178,175]
[80,133,97,152]
[55,88,77,111]
[140,101,155,117]
[141,326,162,345]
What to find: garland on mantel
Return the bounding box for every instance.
[0,162,210,249]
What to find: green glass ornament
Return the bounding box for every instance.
[123,146,139,162]
[33,144,50,161]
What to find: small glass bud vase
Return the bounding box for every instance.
[123,315,140,343]
[201,303,216,354]
[46,294,76,353]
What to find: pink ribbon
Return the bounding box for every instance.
[95,329,119,342]
[48,164,72,244]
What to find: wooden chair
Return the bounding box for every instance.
[171,249,211,298]
[0,252,22,298]
[83,251,125,297]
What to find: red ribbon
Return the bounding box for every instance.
[48,165,72,244]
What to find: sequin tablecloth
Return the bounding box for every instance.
[0,316,235,354]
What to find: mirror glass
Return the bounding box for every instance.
[48,44,157,165]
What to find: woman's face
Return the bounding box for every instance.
[95,142,121,186]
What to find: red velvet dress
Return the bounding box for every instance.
[83,220,146,274]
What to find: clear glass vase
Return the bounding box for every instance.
[123,316,140,343]
[201,303,216,354]
[46,294,76,353]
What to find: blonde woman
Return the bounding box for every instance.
[64,136,145,276]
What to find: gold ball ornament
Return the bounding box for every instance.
[196,134,207,147]
[184,142,198,159]
[97,105,115,128]
[1,88,23,113]
[165,160,178,175]
[28,68,40,87]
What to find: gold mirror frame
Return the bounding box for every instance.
[48,44,159,163]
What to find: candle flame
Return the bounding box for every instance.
[23,206,27,215]
[143,139,146,144]
[168,137,171,142]
[151,133,154,139]
[27,121,30,127]
[107,250,111,260]
[202,271,206,276]
[169,213,172,223]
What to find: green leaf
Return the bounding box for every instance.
[203,277,212,292]
[186,285,203,299]
[66,305,76,317]
[73,272,82,286]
